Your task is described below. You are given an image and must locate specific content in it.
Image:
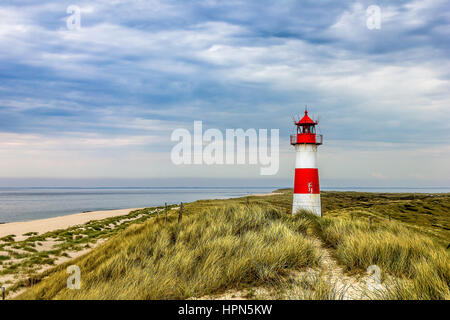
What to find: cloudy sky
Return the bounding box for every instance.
[0,0,449,187]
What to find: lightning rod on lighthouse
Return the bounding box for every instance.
[290,108,323,216]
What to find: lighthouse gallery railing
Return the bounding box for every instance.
[290,134,323,145]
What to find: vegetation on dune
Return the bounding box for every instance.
[300,211,450,299]
[321,192,450,244]
[0,206,168,290]
[18,205,320,299]
[12,190,450,300]
[282,272,346,300]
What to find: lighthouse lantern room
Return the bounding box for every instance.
[290,109,323,216]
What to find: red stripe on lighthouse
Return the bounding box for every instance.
[294,168,320,194]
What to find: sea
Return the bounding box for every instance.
[0,186,449,223]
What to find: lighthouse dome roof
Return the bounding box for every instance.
[296,110,317,125]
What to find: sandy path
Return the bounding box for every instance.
[0,208,143,241]
[195,236,386,300]
[308,237,381,300]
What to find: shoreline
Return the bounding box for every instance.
[0,191,283,239]
[0,207,143,241]
[2,189,446,241]
[1,188,448,228]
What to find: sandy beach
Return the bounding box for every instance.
[0,192,281,241]
[0,207,143,241]
[0,191,282,241]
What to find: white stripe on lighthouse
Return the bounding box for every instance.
[293,194,321,216]
[295,144,317,168]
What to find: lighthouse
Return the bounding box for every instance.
[290,109,323,216]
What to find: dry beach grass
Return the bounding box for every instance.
[4,190,449,300]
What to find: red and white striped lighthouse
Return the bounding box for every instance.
[290,109,323,216]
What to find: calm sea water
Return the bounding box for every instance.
[0,187,276,223]
[0,186,448,223]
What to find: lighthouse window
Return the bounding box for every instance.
[298,126,315,134]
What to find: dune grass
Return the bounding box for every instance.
[14,190,450,300]
[322,192,450,244]
[0,207,165,282]
[18,205,320,299]
[299,211,450,300]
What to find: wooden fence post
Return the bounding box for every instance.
[178,202,183,223]
[2,286,5,300]
[246,197,249,207]
[389,214,391,222]
[369,216,372,228]
[164,202,167,224]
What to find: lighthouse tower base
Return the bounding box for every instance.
[292,194,321,216]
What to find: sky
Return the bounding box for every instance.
[0,0,449,187]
